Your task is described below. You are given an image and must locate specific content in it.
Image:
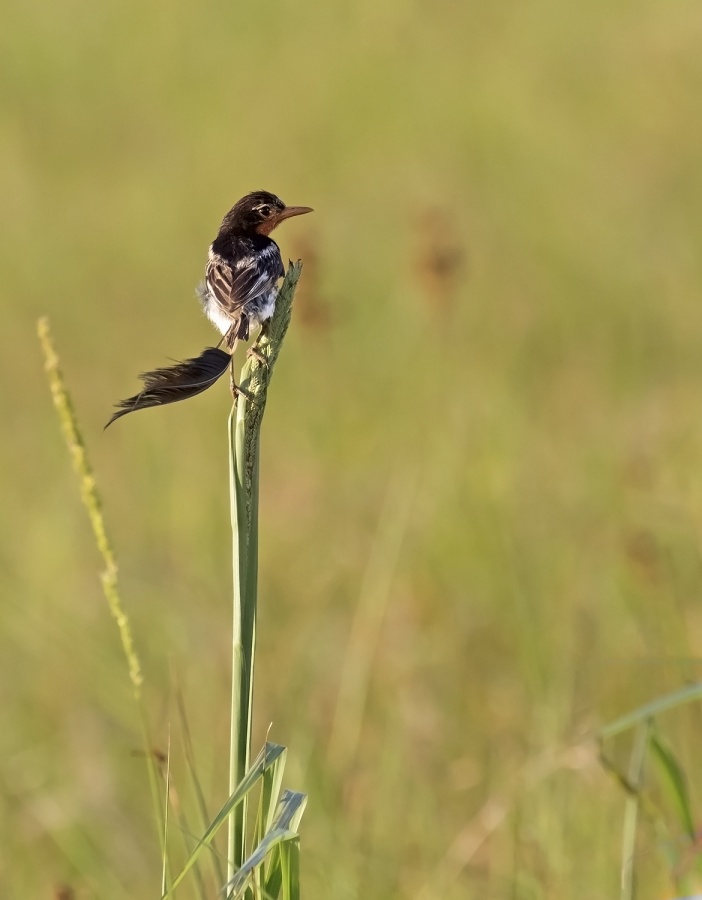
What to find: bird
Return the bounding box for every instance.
[106,190,312,427]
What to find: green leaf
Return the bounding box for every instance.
[649,731,696,840]
[600,682,702,740]
[162,742,286,899]
[280,840,301,900]
[225,790,307,899]
[253,745,288,896]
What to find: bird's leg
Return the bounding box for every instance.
[222,324,239,352]
[229,357,256,404]
[246,322,271,368]
[229,371,255,403]
[229,358,239,403]
[216,324,234,351]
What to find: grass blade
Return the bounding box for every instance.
[225,790,307,899]
[174,674,226,891]
[279,840,301,900]
[649,731,696,841]
[163,742,285,898]
[600,682,702,740]
[161,728,172,897]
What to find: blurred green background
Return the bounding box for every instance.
[3,1,702,897]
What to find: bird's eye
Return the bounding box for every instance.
[259,205,271,217]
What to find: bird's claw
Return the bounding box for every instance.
[247,346,269,368]
[229,373,255,404]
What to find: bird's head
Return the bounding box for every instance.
[219,190,313,237]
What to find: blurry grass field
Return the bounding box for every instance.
[3,1,702,897]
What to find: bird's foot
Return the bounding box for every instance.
[246,346,269,368]
[229,373,255,404]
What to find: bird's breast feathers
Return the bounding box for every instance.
[244,288,278,325]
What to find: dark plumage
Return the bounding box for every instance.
[106,191,312,427]
[105,347,232,427]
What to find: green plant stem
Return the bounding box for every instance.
[227,262,302,883]
[37,318,166,877]
[620,720,651,900]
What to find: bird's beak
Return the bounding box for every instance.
[277,205,314,222]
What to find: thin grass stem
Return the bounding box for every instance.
[37,317,166,875]
[620,720,651,900]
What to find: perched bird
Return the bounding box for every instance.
[106,190,312,427]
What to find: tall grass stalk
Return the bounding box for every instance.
[619,720,650,900]
[37,317,165,860]
[227,261,303,882]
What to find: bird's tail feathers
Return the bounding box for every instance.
[106,346,232,428]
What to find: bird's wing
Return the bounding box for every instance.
[206,243,284,318]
